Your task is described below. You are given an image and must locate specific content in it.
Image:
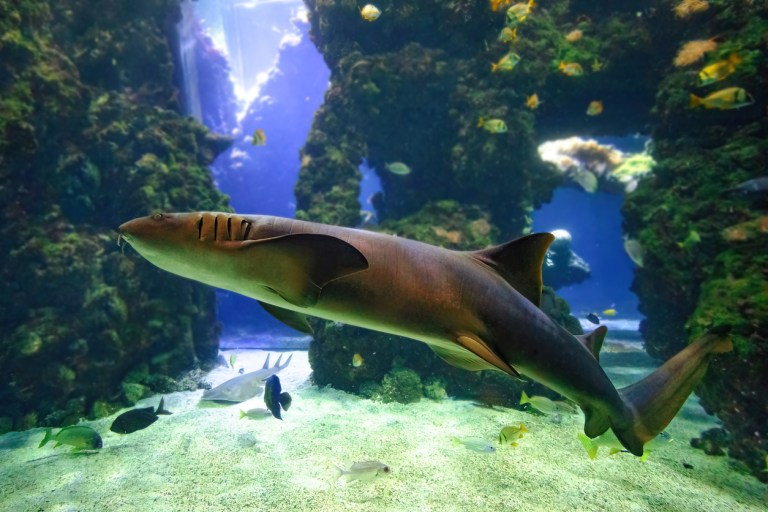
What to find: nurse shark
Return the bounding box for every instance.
[118,212,731,456]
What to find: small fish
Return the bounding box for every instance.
[565,29,583,42]
[360,4,381,22]
[698,53,742,86]
[386,162,411,175]
[690,87,754,110]
[252,128,266,146]
[677,229,701,249]
[352,353,364,367]
[264,374,292,420]
[519,391,578,416]
[491,52,521,73]
[360,210,376,225]
[602,308,617,316]
[723,177,768,196]
[452,437,497,453]
[229,353,237,369]
[586,313,600,325]
[39,425,102,451]
[490,0,512,12]
[573,170,598,193]
[110,397,172,434]
[526,93,541,110]
[499,423,528,445]
[578,430,672,462]
[498,26,518,43]
[506,0,536,27]
[336,460,390,482]
[477,117,508,134]
[586,100,603,116]
[239,408,273,420]
[623,237,644,267]
[559,61,584,77]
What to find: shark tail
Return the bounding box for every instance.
[611,331,732,456]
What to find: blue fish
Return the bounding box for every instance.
[264,375,292,420]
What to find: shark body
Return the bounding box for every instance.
[118,212,731,456]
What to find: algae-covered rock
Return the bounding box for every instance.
[380,367,423,404]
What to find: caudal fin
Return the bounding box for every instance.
[613,331,732,456]
[38,428,54,448]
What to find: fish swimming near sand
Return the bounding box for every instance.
[336,460,390,482]
[201,353,292,402]
[239,407,273,420]
[118,212,733,457]
[110,397,172,434]
[39,425,102,451]
[519,390,578,416]
[452,437,497,453]
[578,430,672,461]
[264,374,292,420]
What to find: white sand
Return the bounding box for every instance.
[1,347,765,512]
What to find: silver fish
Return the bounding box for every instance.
[201,353,292,402]
[452,437,496,453]
[336,460,390,482]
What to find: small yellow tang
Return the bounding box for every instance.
[526,93,541,109]
[586,100,603,116]
[477,117,508,134]
[352,353,364,367]
[252,128,266,146]
[559,61,584,76]
[698,53,742,86]
[690,87,754,110]
[360,4,381,22]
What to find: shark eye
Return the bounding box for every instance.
[152,213,164,221]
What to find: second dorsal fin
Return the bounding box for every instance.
[469,233,554,307]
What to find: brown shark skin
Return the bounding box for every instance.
[118,212,727,455]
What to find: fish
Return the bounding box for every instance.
[264,374,292,420]
[239,407,273,420]
[519,391,578,416]
[491,52,521,73]
[586,313,600,325]
[586,100,603,116]
[723,176,768,196]
[558,61,584,76]
[110,397,172,434]
[698,53,742,86]
[477,117,508,133]
[118,212,734,456]
[336,460,390,482]
[386,162,411,175]
[677,229,701,249]
[352,353,364,367]
[573,170,598,193]
[526,93,541,110]
[578,430,672,462]
[498,27,518,43]
[39,425,102,451]
[490,0,512,12]
[251,128,266,146]
[623,237,644,267]
[201,353,292,402]
[499,423,528,445]
[506,0,536,27]
[360,4,381,22]
[452,437,497,453]
[229,353,237,369]
[591,58,604,72]
[565,29,583,43]
[690,87,754,110]
[602,308,617,316]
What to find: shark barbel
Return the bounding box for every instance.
[118,212,732,456]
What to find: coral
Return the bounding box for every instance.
[423,377,448,400]
[379,367,423,404]
[674,38,719,67]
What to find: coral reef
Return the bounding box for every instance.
[0,0,230,432]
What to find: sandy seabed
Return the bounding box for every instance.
[1,342,766,512]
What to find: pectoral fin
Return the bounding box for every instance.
[428,335,520,378]
[238,234,369,308]
[258,301,313,334]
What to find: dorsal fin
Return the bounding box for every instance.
[469,233,554,307]
[576,325,608,361]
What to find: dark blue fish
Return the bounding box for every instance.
[110,397,172,434]
[586,313,600,325]
[264,375,292,420]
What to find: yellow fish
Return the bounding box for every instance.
[360,4,381,22]
[558,61,584,76]
[602,308,617,316]
[698,53,742,86]
[352,353,364,367]
[690,87,754,110]
[499,423,529,445]
[478,117,508,133]
[491,52,521,73]
[506,0,536,27]
[252,128,266,146]
[498,27,518,43]
[490,0,512,13]
[526,93,541,109]
[586,100,603,116]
